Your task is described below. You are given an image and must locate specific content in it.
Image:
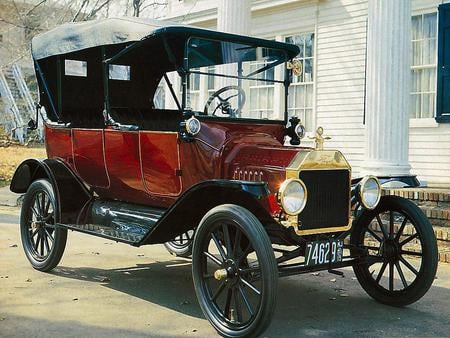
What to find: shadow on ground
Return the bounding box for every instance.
[49,259,450,337]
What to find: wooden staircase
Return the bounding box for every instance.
[0,64,41,143]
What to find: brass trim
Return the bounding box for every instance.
[281,219,352,236]
[287,59,303,76]
[281,149,352,236]
[278,178,308,216]
[358,175,381,210]
[286,149,352,175]
[214,269,228,281]
[185,116,201,135]
[308,126,331,150]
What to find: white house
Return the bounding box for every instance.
[161,0,450,187]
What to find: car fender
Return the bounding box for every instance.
[139,180,277,245]
[351,175,420,204]
[10,158,91,223]
[351,175,420,188]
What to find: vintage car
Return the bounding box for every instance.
[11,17,438,338]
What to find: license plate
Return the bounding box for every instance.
[305,239,344,266]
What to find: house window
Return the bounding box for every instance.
[207,66,216,95]
[188,68,201,109]
[285,33,314,130]
[411,13,437,118]
[248,61,275,119]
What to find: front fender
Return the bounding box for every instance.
[10,158,91,223]
[351,175,420,208]
[351,175,420,188]
[140,180,277,245]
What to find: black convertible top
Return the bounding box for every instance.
[31,17,299,60]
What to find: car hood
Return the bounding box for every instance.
[223,142,312,194]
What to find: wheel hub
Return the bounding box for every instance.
[31,220,44,230]
[214,259,239,282]
[380,239,400,262]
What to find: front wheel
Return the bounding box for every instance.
[351,195,438,306]
[192,204,278,338]
[20,179,67,272]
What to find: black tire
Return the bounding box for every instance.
[20,179,67,272]
[164,230,194,258]
[351,195,438,306]
[192,204,278,338]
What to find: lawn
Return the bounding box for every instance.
[0,146,47,187]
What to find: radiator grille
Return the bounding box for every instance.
[298,169,350,230]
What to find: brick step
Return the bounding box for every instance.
[419,206,450,227]
[382,188,450,228]
[433,225,450,243]
[382,187,450,203]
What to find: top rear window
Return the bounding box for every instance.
[64,59,87,77]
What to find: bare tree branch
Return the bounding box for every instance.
[72,0,90,22]
[85,0,112,20]
[140,1,167,12]
[0,16,27,29]
[25,0,49,16]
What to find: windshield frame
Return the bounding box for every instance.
[182,36,292,124]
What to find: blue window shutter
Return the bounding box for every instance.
[437,3,450,123]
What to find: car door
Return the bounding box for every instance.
[72,128,110,188]
[140,131,182,196]
[103,128,150,203]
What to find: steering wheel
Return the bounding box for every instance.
[203,85,246,117]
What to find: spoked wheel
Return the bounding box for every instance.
[351,196,438,306]
[164,230,194,258]
[192,205,277,338]
[20,179,67,272]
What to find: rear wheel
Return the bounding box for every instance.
[192,204,277,338]
[20,179,67,272]
[164,230,194,258]
[351,196,438,306]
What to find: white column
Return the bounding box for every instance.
[362,0,412,176]
[217,0,251,35]
[216,0,252,112]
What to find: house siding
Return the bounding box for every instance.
[315,0,368,176]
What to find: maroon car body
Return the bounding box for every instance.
[45,120,296,209]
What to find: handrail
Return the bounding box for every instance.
[0,68,25,143]
[12,64,35,117]
[11,64,43,140]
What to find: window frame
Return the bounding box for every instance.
[283,31,316,132]
[248,57,277,119]
[410,12,438,120]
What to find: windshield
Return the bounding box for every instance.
[184,37,288,122]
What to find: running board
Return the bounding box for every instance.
[60,199,166,245]
[62,223,148,245]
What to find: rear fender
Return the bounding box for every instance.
[140,180,276,245]
[10,158,91,223]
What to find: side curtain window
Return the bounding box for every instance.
[437,3,450,122]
